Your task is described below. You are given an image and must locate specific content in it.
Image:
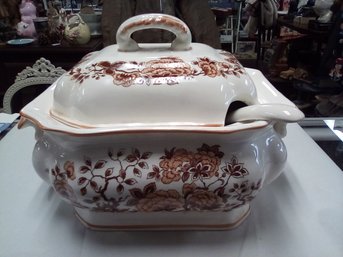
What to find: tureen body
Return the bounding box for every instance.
[31,121,286,230]
[20,13,304,230]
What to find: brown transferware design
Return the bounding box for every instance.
[68,52,245,87]
[51,144,262,212]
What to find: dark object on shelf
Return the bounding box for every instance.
[315,92,343,116]
[291,78,342,114]
[293,78,342,94]
[0,20,17,43]
[308,20,334,31]
[280,67,309,80]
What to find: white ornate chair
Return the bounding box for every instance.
[2,58,66,114]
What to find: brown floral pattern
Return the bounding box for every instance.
[193,55,244,78]
[51,163,81,207]
[159,148,192,184]
[136,190,184,212]
[184,183,224,211]
[68,52,245,87]
[64,161,76,180]
[51,144,262,213]
[159,144,223,184]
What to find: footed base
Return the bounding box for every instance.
[74,204,250,231]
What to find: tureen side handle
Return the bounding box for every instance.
[116,13,192,51]
[31,126,56,184]
[18,117,51,183]
[263,131,288,185]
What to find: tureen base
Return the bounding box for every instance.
[74,204,250,231]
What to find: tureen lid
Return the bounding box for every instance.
[51,13,259,128]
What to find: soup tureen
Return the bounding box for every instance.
[19,14,304,230]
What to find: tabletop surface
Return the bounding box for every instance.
[0,123,342,257]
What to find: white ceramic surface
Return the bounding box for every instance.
[2,124,343,257]
[19,13,304,230]
[52,13,260,128]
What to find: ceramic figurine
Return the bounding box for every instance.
[17,0,36,38]
[64,13,90,44]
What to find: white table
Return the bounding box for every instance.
[0,124,342,257]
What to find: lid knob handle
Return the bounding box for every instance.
[116,13,192,52]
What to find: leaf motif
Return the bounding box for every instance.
[84,157,92,167]
[78,177,87,185]
[163,147,175,159]
[241,168,249,176]
[221,166,229,174]
[214,187,225,197]
[90,181,98,190]
[126,154,136,163]
[94,160,107,169]
[143,182,156,195]
[231,157,238,165]
[129,188,144,198]
[117,150,124,157]
[80,187,87,196]
[138,161,149,169]
[133,148,141,158]
[234,164,243,172]
[152,165,160,173]
[124,178,138,185]
[133,168,142,178]
[182,172,190,182]
[105,168,113,177]
[147,172,156,179]
[192,173,199,180]
[116,184,124,193]
[80,166,90,174]
[232,172,243,177]
[141,152,152,160]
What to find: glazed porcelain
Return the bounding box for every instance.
[64,14,90,45]
[20,14,304,230]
